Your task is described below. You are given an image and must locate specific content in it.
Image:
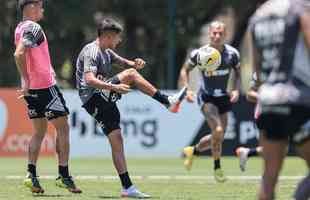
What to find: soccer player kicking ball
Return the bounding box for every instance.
[75,18,187,198]
[14,0,81,194]
[179,21,241,183]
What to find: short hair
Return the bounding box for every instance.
[18,0,42,12]
[209,21,226,31]
[97,18,123,37]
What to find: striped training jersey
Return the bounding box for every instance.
[76,40,129,104]
[250,0,310,106]
[14,20,56,89]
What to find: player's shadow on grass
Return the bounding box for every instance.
[98,195,158,199]
[97,196,121,199]
[32,194,72,198]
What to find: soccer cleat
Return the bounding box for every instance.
[183,146,195,171]
[55,176,82,193]
[236,147,250,172]
[23,173,44,193]
[167,86,188,113]
[121,185,151,199]
[214,168,227,183]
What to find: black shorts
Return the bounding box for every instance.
[82,93,120,136]
[256,105,310,144]
[197,91,232,114]
[23,85,69,120]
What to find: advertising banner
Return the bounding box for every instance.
[0,89,56,156]
[0,89,261,157]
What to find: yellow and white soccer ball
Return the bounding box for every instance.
[196,46,221,72]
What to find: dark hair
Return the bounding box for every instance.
[18,0,42,11]
[97,18,123,37]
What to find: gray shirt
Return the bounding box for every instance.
[250,0,310,106]
[76,41,128,104]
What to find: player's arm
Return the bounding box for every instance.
[300,5,310,50]
[84,72,130,94]
[14,41,29,97]
[247,89,258,103]
[83,52,130,94]
[107,49,145,70]
[178,55,196,102]
[13,23,44,97]
[230,53,241,103]
[246,70,260,103]
[247,24,263,103]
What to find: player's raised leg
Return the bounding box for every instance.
[117,68,187,113]
[183,134,212,171]
[236,146,263,172]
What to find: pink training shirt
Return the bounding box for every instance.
[14,20,56,89]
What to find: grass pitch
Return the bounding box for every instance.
[0,157,307,200]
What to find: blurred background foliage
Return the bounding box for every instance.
[0,0,266,89]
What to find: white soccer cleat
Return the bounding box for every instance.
[167,86,188,113]
[236,147,250,172]
[121,185,151,199]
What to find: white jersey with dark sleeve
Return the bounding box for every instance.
[187,44,240,97]
[21,21,45,48]
[76,41,128,104]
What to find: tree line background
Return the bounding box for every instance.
[0,0,266,89]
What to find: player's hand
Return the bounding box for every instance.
[186,90,195,103]
[112,84,131,94]
[17,84,30,99]
[230,90,240,103]
[134,58,145,70]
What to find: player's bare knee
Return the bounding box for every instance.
[124,68,138,81]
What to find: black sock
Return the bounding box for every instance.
[193,146,200,155]
[214,159,221,170]
[27,164,37,177]
[119,172,133,189]
[59,165,69,178]
[248,148,258,157]
[152,91,170,106]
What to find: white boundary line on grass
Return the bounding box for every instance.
[0,175,305,181]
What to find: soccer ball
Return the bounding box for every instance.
[196,46,221,72]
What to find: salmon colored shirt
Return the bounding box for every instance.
[14,20,56,89]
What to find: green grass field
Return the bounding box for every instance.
[0,157,307,200]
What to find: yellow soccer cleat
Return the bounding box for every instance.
[214,168,227,183]
[55,176,82,193]
[23,173,44,193]
[183,146,195,171]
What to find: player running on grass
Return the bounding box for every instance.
[178,21,241,183]
[75,17,187,198]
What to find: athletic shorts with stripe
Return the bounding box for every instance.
[23,85,69,120]
[82,76,121,136]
